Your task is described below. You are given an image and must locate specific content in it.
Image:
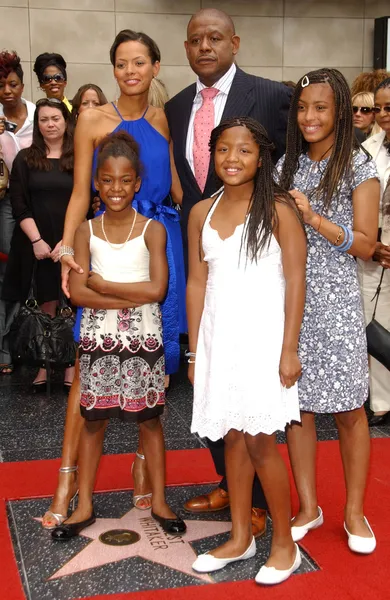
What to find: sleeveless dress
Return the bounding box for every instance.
[78,219,165,422]
[191,192,301,441]
[75,103,187,375]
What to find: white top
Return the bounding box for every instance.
[185,63,236,174]
[0,98,35,172]
[363,130,390,207]
[89,218,152,284]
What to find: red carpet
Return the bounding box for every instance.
[1,440,389,600]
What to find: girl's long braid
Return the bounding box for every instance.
[208,116,302,262]
[279,68,361,211]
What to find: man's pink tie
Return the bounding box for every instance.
[193,87,219,192]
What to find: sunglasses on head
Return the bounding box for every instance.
[372,106,390,114]
[352,106,373,114]
[36,97,63,107]
[41,73,66,84]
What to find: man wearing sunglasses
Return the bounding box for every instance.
[33,53,72,112]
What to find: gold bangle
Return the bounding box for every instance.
[333,227,343,246]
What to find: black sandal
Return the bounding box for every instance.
[0,364,13,375]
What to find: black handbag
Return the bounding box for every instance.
[10,262,77,368]
[366,267,390,371]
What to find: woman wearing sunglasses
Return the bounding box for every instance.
[33,53,72,112]
[352,92,381,140]
[358,78,390,427]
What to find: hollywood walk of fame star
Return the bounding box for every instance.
[44,508,232,583]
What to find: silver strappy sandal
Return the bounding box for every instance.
[131,452,152,510]
[41,466,79,530]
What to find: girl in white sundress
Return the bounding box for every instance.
[51,132,186,541]
[187,117,307,586]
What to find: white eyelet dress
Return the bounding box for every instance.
[191,192,301,441]
[78,218,165,422]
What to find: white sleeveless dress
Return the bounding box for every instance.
[78,218,165,422]
[191,193,301,440]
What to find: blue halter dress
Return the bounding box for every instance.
[75,103,186,375]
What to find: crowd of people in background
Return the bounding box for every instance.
[0,6,390,587]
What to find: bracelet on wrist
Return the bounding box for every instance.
[314,215,322,232]
[31,237,42,245]
[333,224,354,252]
[58,245,75,258]
[188,358,196,364]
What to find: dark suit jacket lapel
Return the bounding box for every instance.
[221,67,255,120]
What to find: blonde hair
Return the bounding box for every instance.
[148,77,169,109]
[352,91,381,137]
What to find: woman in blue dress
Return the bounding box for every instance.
[41,30,186,529]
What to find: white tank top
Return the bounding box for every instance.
[88,218,152,284]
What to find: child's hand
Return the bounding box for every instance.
[279,349,301,388]
[289,189,318,227]
[88,271,106,293]
[188,362,195,386]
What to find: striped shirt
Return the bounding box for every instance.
[185,63,236,175]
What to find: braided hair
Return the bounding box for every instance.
[279,68,360,211]
[209,116,302,262]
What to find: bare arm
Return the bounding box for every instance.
[88,221,168,304]
[69,222,137,309]
[186,201,210,384]
[291,177,380,261]
[169,140,183,206]
[61,110,99,296]
[274,201,307,388]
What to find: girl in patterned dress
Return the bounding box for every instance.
[189,117,307,585]
[51,132,186,540]
[278,69,380,553]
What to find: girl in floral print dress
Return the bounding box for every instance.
[51,132,186,540]
[278,69,379,554]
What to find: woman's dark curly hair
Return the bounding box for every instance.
[207,116,302,262]
[24,99,74,172]
[351,69,390,96]
[0,50,23,83]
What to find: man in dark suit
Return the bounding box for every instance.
[165,8,292,537]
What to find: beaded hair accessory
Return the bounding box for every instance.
[301,75,310,88]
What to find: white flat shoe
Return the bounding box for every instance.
[291,506,323,542]
[192,537,256,573]
[255,544,301,585]
[344,518,376,554]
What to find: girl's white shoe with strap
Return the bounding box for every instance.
[255,544,301,586]
[344,518,376,554]
[291,506,324,542]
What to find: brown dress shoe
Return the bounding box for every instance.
[251,508,267,538]
[184,486,230,513]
